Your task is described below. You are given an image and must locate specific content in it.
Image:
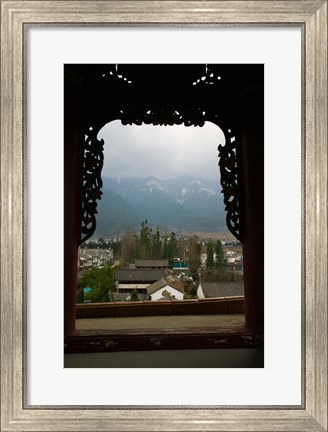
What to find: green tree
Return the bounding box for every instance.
[121,229,138,264]
[97,237,106,249]
[187,238,201,278]
[76,287,84,303]
[163,234,169,259]
[206,241,214,268]
[129,289,139,302]
[137,220,152,259]
[215,240,226,267]
[167,232,178,262]
[77,265,115,302]
[151,227,162,258]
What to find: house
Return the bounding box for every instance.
[147,277,186,301]
[78,248,113,270]
[114,268,168,294]
[197,281,244,299]
[225,258,243,274]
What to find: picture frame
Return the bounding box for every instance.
[1,1,327,430]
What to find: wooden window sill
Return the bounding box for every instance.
[64,327,263,353]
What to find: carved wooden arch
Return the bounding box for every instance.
[80,105,241,244]
[80,64,243,244]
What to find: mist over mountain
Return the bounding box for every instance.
[94,176,227,237]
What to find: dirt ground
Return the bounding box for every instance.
[76,314,245,330]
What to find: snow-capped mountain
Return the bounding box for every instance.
[95,176,226,236]
[179,179,217,203]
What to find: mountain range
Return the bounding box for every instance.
[94,176,227,237]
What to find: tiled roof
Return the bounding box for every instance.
[135,259,169,268]
[115,268,167,283]
[201,282,244,298]
[147,277,185,295]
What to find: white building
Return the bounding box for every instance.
[147,277,185,301]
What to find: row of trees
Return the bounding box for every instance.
[206,240,226,268]
[121,220,180,264]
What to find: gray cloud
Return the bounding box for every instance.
[98,120,225,181]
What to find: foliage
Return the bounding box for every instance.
[200,267,243,282]
[215,240,226,267]
[206,241,214,268]
[151,228,162,258]
[121,229,138,264]
[167,232,178,262]
[81,237,111,249]
[183,284,198,299]
[76,288,85,303]
[128,289,139,302]
[77,265,115,302]
[137,220,152,259]
[186,239,201,278]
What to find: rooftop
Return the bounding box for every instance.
[147,277,185,295]
[115,268,167,283]
[201,282,244,298]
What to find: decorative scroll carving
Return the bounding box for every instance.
[100,64,132,84]
[80,108,241,243]
[80,128,104,244]
[192,64,222,86]
[218,129,241,241]
[120,106,206,127]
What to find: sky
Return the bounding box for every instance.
[98,120,225,182]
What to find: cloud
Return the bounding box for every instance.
[98,120,225,181]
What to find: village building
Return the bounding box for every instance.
[78,248,113,270]
[134,259,169,269]
[114,268,168,294]
[225,258,244,274]
[147,276,186,301]
[171,258,189,271]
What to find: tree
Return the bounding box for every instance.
[77,265,115,302]
[167,232,178,262]
[163,233,169,259]
[151,227,162,258]
[121,229,138,264]
[187,238,201,278]
[215,240,226,267]
[97,237,106,249]
[129,289,139,302]
[76,288,84,303]
[206,241,214,268]
[137,220,152,259]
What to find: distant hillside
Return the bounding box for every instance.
[95,188,142,235]
[94,176,227,237]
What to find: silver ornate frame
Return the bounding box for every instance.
[1,1,327,431]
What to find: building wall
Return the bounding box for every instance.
[118,284,149,290]
[151,285,185,301]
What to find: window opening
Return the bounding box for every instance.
[77,122,244,331]
[64,63,264,359]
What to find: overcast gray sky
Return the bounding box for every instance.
[98,120,225,182]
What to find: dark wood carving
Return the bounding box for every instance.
[80,66,242,243]
[65,327,263,354]
[80,128,104,244]
[218,128,241,241]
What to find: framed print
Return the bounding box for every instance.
[1,1,327,431]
